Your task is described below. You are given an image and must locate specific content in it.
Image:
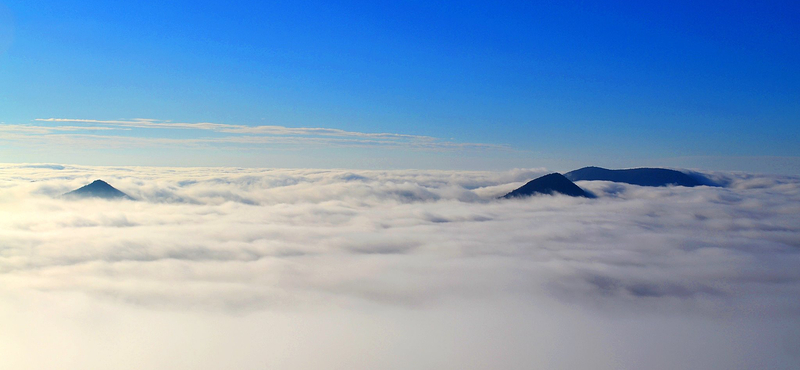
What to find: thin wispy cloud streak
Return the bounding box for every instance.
[1,164,799,369]
[36,118,435,139]
[10,118,508,152]
[0,124,127,134]
[1,131,504,152]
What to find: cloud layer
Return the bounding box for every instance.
[1,164,799,369]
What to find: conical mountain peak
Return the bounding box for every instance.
[502,173,591,199]
[64,179,134,200]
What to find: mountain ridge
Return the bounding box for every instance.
[564,166,702,187]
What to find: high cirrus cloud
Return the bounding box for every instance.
[0,118,509,151]
[0,163,799,370]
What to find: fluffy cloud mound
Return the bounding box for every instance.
[1,164,799,369]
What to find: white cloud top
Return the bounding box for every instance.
[1,164,799,369]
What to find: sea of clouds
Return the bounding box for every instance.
[1,163,799,369]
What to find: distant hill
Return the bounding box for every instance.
[63,180,134,200]
[502,173,591,199]
[564,166,702,187]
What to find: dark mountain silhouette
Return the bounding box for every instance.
[63,180,134,200]
[564,166,702,187]
[502,173,592,199]
[683,170,724,187]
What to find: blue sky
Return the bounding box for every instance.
[1,1,798,173]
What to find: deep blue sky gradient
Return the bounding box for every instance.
[1,1,798,172]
